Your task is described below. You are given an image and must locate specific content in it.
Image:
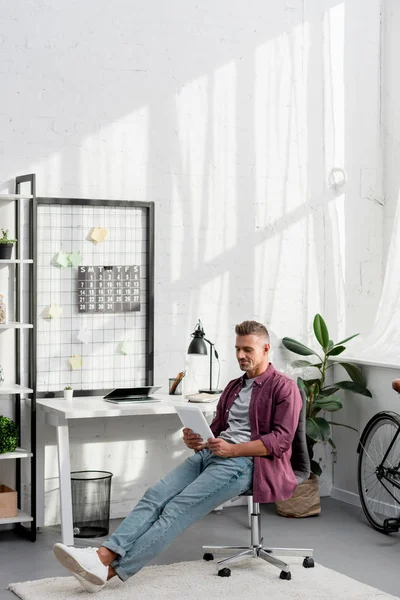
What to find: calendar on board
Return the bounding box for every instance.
[78,265,140,313]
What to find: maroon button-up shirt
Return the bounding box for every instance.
[210,363,302,503]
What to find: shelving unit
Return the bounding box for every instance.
[0,175,36,540]
[0,260,34,264]
[0,448,33,460]
[0,323,33,330]
[0,194,34,200]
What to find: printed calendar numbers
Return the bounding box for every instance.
[78,266,140,313]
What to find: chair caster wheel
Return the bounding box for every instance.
[218,568,231,577]
[303,557,314,568]
[280,571,291,580]
[203,553,214,561]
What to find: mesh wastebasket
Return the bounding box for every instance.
[71,471,113,538]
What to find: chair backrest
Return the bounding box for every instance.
[290,389,310,484]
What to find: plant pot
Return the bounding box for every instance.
[64,389,73,401]
[0,245,13,259]
[275,473,321,518]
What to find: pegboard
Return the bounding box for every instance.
[35,198,154,394]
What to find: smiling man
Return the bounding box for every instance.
[53,320,302,592]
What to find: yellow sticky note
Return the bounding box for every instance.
[120,340,134,355]
[89,227,108,244]
[69,355,83,370]
[48,304,62,319]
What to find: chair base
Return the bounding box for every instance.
[203,499,314,579]
[203,542,314,578]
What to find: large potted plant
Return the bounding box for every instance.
[0,229,17,259]
[276,314,372,517]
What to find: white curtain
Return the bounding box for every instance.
[346,193,400,366]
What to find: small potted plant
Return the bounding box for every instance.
[0,416,19,454]
[0,229,17,259]
[63,386,73,401]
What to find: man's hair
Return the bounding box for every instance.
[235,320,270,343]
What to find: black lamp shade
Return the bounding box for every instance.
[187,335,207,355]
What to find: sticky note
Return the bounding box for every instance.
[89,227,108,244]
[68,251,83,267]
[48,304,62,319]
[77,328,90,344]
[69,355,83,370]
[55,251,69,268]
[120,340,134,355]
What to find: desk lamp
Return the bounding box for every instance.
[187,320,222,394]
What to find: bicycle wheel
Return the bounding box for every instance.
[358,412,400,532]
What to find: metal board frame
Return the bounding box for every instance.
[35,197,155,398]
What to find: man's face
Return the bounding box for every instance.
[235,334,270,376]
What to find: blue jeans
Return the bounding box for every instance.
[102,449,253,581]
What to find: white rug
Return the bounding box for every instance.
[8,559,398,600]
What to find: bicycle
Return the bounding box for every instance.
[357,379,400,533]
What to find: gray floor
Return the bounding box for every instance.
[0,498,399,598]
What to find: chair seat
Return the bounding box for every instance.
[240,489,253,497]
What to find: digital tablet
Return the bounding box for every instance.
[175,404,215,441]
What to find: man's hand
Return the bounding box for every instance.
[182,428,207,451]
[207,437,236,458]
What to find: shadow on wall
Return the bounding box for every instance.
[0,0,387,525]
[0,0,382,382]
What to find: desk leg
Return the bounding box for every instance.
[56,424,74,546]
[36,410,45,528]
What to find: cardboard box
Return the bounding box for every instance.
[0,484,17,518]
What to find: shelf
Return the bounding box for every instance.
[0,448,32,460]
[0,322,33,330]
[0,194,33,200]
[0,384,33,395]
[0,510,33,525]
[0,259,33,264]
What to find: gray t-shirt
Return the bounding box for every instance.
[219,376,256,444]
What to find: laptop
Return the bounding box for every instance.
[103,386,161,403]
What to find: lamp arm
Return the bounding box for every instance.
[204,338,217,391]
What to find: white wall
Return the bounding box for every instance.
[0,0,384,525]
[332,0,400,505]
[382,0,400,262]
[331,362,399,506]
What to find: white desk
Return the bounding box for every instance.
[36,393,218,545]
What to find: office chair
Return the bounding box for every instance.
[202,389,314,580]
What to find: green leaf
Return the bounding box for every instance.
[310,459,322,477]
[313,314,329,350]
[297,377,310,402]
[319,387,340,397]
[335,333,359,346]
[282,337,316,356]
[291,360,313,368]
[308,382,320,397]
[337,362,366,386]
[313,396,343,412]
[297,377,308,394]
[327,340,334,351]
[330,421,359,433]
[333,381,372,397]
[327,345,346,356]
[327,437,337,450]
[306,417,331,442]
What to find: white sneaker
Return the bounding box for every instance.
[53,543,108,586]
[72,572,105,594]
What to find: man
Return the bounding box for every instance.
[53,320,302,592]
